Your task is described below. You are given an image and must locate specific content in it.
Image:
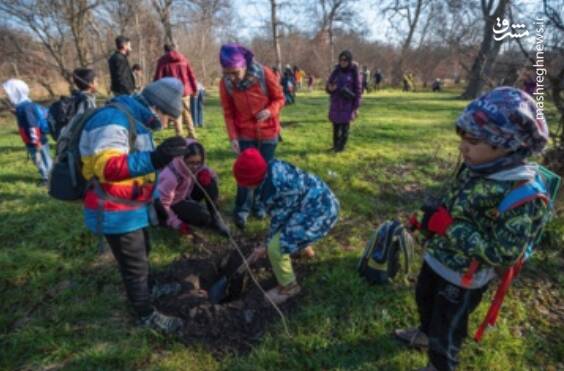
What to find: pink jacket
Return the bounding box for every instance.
[157,149,217,229]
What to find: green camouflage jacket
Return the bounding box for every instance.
[421,166,550,275]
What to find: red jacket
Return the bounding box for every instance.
[219,65,285,141]
[154,51,197,96]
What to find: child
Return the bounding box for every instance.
[155,139,229,237]
[131,64,144,91]
[72,68,98,116]
[233,148,340,304]
[2,79,52,185]
[394,87,552,371]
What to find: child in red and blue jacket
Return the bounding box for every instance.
[2,79,52,184]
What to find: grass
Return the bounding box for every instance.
[1,89,563,370]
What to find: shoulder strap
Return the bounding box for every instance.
[256,64,268,96]
[224,78,234,97]
[107,102,137,152]
[498,176,549,213]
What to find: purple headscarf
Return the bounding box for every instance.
[219,43,254,69]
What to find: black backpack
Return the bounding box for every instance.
[48,103,136,201]
[358,220,415,284]
[47,95,79,140]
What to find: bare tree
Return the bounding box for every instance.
[461,0,511,99]
[311,0,359,71]
[270,0,283,71]
[0,0,103,90]
[152,0,176,45]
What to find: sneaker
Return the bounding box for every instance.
[394,327,429,348]
[151,282,182,300]
[138,310,184,334]
[264,282,301,305]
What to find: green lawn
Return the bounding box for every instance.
[1,89,562,370]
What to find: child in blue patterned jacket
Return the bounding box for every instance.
[233,148,340,304]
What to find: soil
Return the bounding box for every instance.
[153,238,309,356]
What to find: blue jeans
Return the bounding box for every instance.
[234,139,277,220]
[28,144,53,182]
[190,91,205,127]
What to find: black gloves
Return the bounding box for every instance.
[150,136,189,169]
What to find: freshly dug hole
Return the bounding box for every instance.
[153,241,305,356]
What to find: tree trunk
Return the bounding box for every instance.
[270,0,282,71]
[462,0,510,99]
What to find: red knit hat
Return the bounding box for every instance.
[233,148,267,187]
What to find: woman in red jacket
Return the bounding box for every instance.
[219,43,285,229]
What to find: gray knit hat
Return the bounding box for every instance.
[141,77,183,118]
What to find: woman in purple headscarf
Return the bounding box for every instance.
[218,43,285,229]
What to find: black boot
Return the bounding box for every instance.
[332,123,341,151]
[339,123,350,151]
[211,212,230,237]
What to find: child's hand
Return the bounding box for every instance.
[420,206,453,236]
[249,246,267,263]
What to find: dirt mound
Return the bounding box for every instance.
[153,240,306,356]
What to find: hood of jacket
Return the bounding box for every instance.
[2,79,30,106]
[162,50,187,64]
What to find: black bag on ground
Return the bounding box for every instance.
[217,250,250,301]
[358,220,415,284]
[48,103,136,201]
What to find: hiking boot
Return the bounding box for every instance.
[138,310,184,334]
[151,282,182,300]
[264,282,301,305]
[394,327,429,349]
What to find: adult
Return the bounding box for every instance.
[362,65,371,94]
[108,35,135,96]
[373,68,383,90]
[79,77,189,333]
[154,44,198,138]
[325,50,362,152]
[218,43,285,229]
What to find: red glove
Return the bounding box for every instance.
[178,223,191,236]
[197,169,213,187]
[426,206,453,236]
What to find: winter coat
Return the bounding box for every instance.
[422,165,550,288]
[153,51,198,97]
[326,63,362,124]
[256,160,340,254]
[72,90,97,117]
[79,95,160,235]
[156,140,217,229]
[108,51,135,95]
[14,101,49,148]
[219,64,285,141]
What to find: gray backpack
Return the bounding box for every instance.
[48,103,136,201]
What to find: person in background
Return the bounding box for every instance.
[72,68,98,116]
[108,35,135,96]
[373,68,383,90]
[190,82,205,128]
[218,43,285,230]
[131,64,145,92]
[154,43,198,138]
[325,50,362,152]
[1,79,52,186]
[362,65,371,94]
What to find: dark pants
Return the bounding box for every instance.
[332,122,350,151]
[190,91,205,127]
[416,262,488,371]
[235,139,277,220]
[155,177,219,227]
[105,228,153,318]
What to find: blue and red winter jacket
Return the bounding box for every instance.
[79,95,160,235]
[15,101,49,148]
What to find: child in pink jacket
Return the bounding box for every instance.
[155,139,229,237]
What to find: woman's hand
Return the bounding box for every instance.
[231,139,240,154]
[327,83,337,92]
